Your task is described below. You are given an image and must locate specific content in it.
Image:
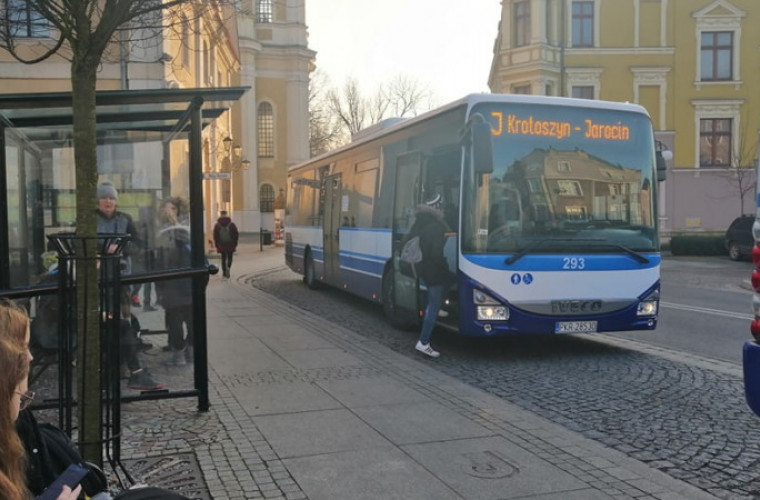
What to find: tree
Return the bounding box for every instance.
[0,0,229,464]
[719,122,758,216]
[308,70,344,157]
[313,74,433,152]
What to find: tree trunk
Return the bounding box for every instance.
[71,53,103,465]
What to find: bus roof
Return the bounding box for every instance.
[292,93,652,172]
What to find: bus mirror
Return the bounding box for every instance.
[472,121,494,174]
[656,150,670,182]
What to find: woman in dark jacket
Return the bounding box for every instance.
[408,194,453,358]
[154,198,193,366]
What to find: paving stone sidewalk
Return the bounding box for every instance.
[114,238,718,500]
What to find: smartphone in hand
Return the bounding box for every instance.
[37,463,89,500]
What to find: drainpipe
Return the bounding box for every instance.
[559,0,566,97]
[119,28,129,90]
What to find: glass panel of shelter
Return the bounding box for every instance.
[7,126,199,397]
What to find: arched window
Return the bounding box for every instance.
[256,0,273,23]
[180,14,190,68]
[260,184,275,213]
[257,102,274,158]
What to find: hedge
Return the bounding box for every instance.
[668,234,726,256]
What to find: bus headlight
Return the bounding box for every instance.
[477,306,509,321]
[473,290,498,305]
[636,301,657,316]
[636,291,659,317]
[473,290,508,320]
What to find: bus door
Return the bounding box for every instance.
[323,174,342,285]
[390,152,423,319]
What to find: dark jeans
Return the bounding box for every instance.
[419,282,444,345]
[165,305,193,350]
[119,319,141,372]
[220,250,234,276]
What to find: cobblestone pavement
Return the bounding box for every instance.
[116,367,307,500]
[248,267,760,500]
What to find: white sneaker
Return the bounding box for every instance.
[415,341,440,358]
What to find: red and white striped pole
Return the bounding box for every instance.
[743,159,760,416]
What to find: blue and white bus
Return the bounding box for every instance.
[285,94,666,336]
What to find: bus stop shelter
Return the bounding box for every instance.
[0,86,249,414]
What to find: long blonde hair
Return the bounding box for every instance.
[0,300,32,499]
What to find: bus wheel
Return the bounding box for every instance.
[304,251,321,290]
[381,269,419,331]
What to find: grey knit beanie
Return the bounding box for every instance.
[97,182,118,201]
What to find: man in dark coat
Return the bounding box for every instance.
[213,210,239,278]
[408,193,453,358]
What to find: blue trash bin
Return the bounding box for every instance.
[743,340,760,417]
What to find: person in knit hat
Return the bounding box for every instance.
[405,193,454,359]
[96,181,149,310]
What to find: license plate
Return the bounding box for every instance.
[555,321,598,333]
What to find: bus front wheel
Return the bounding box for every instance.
[304,252,321,290]
[382,268,419,331]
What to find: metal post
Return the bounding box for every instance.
[0,122,9,289]
[189,97,210,412]
[47,234,125,468]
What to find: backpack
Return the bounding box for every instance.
[218,224,233,245]
[400,235,422,264]
[399,235,422,277]
[17,410,108,497]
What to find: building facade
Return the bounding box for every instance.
[236,0,314,235]
[0,0,313,244]
[489,0,760,232]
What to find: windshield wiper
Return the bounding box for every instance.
[505,238,575,265]
[598,243,650,264]
[505,238,650,265]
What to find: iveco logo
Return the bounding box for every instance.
[551,300,603,313]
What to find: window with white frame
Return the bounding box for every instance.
[571,86,594,99]
[571,1,594,47]
[700,31,733,81]
[513,1,530,47]
[693,1,744,85]
[693,99,741,168]
[256,0,273,23]
[7,0,49,38]
[565,68,602,100]
[257,102,274,158]
[699,118,731,167]
[260,184,275,212]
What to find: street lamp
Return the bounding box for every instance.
[223,136,250,171]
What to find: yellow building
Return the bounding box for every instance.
[237,0,315,237]
[489,0,760,232]
[0,1,313,243]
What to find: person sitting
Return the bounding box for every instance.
[0,300,81,500]
[119,291,163,391]
[2,300,190,499]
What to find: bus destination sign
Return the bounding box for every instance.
[489,111,631,141]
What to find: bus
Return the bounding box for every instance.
[285,94,667,336]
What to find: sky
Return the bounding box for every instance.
[305,0,503,108]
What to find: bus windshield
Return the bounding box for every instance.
[462,102,658,256]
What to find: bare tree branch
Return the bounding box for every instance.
[315,73,433,152]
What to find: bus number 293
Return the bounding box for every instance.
[563,257,585,270]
